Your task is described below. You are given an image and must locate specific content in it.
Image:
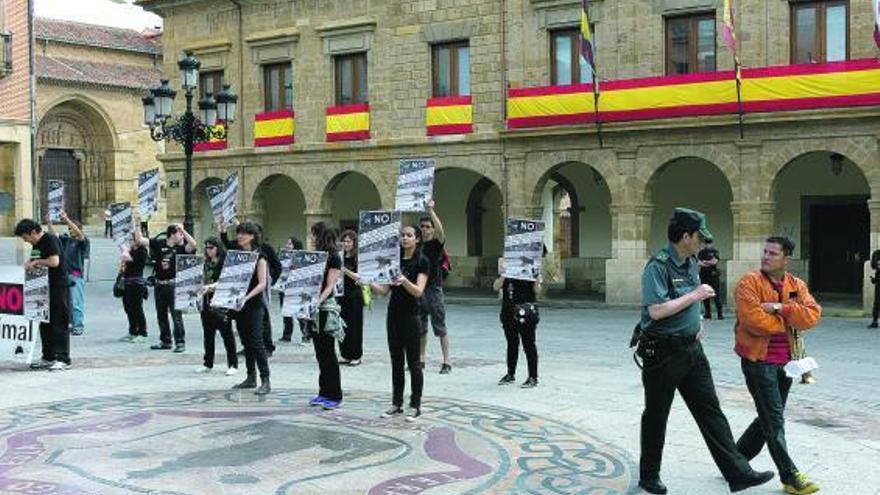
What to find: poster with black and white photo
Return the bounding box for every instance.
[503,218,545,282]
[357,210,401,284]
[206,184,225,225]
[282,250,328,320]
[222,172,239,224]
[333,244,344,297]
[210,250,259,311]
[174,254,204,313]
[24,266,49,322]
[47,180,64,223]
[111,202,133,251]
[137,168,160,218]
[395,158,434,212]
[272,248,294,292]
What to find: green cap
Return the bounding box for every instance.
[671,207,713,243]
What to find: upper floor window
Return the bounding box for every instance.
[199,70,224,99]
[550,28,593,85]
[432,41,470,97]
[263,62,293,111]
[791,1,848,64]
[665,13,716,75]
[334,52,368,105]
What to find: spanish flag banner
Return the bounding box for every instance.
[508,59,880,129]
[326,104,370,142]
[193,123,227,152]
[426,96,473,136]
[254,109,295,147]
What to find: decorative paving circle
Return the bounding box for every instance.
[0,390,637,494]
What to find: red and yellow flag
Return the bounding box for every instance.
[326,104,370,142]
[426,96,473,136]
[193,123,227,152]
[254,109,295,147]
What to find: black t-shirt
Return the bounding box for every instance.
[32,233,67,287]
[421,239,444,287]
[150,238,187,280]
[389,253,429,316]
[501,278,536,314]
[698,246,720,276]
[342,255,359,296]
[123,246,148,278]
[323,251,342,295]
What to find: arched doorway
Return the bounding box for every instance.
[772,151,870,294]
[252,174,307,250]
[36,99,116,225]
[321,171,382,232]
[193,177,222,242]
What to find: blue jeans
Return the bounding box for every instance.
[69,275,85,329]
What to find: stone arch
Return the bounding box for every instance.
[319,170,383,231]
[637,145,740,204]
[525,150,621,206]
[37,94,120,148]
[251,174,307,248]
[434,166,505,266]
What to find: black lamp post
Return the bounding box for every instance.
[143,51,237,234]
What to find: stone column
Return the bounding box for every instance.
[726,200,775,305]
[605,202,653,304]
[863,199,880,314]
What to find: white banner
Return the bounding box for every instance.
[282,250,328,320]
[503,218,545,282]
[272,248,294,292]
[111,202,133,251]
[395,158,434,212]
[24,266,49,322]
[174,254,204,313]
[211,250,259,311]
[137,168,160,218]
[222,172,239,225]
[357,210,401,284]
[0,270,35,365]
[206,184,225,226]
[47,180,64,223]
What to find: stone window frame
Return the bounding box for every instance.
[530,0,601,86]
[185,39,232,73]
[420,19,478,98]
[663,11,717,75]
[315,17,376,107]
[245,28,300,112]
[789,0,850,64]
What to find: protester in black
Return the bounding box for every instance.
[16,219,70,371]
[279,236,307,343]
[149,223,196,352]
[307,222,344,410]
[698,240,723,320]
[197,237,239,376]
[120,221,149,342]
[260,237,280,357]
[338,229,364,365]
[418,200,451,374]
[493,258,541,388]
[372,225,429,422]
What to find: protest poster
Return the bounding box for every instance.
[210,250,259,311]
[47,180,64,223]
[137,168,160,218]
[222,172,239,224]
[110,202,133,251]
[272,248,294,292]
[174,254,204,313]
[206,184,225,225]
[333,244,344,297]
[24,266,49,322]
[503,218,545,282]
[395,158,434,212]
[357,210,401,284]
[282,250,328,320]
[0,267,35,365]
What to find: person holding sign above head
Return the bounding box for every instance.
[149,223,196,353]
[119,216,150,343]
[493,256,542,389]
[306,222,345,410]
[45,211,89,336]
[418,200,451,375]
[371,224,429,422]
[338,230,365,366]
[16,218,70,371]
[196,237,239,376]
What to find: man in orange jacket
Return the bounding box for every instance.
[734,236,822,495]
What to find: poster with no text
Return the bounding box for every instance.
[222,172,239,224]
[47,180,64,223]
[111,202,133,251]
[206,184,225,225]
[138,168,160,218]
[395,158,435,212]
[503,218,545,282]
[24,266,49,322]
[357,210,401,284]
[211,250,259,311]
[174,254,204,313]
[282,250,328,320]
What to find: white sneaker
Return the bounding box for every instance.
[48,361,70,372]
[119,335,135,342]
[132,335,147,343]
[225,367,239,376]
[405,408,421,422]
[195,366,211,374]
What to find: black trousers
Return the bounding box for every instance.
[312,311,343,401]
[387,312,423,409]
[122,284,147,336]
[502,316,538,378]
[40,285,71,364]
[262,308,275,353]
[104,220,112,238]
[201,309,238,369]
[736,359,798,484]
[154,284,185,345]
[872,278,880,322]
[236,300,270,379]
[640,341,752,482]
[339,294,364,360]
[700,272,723,317]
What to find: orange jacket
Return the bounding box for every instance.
[734,270,822,362]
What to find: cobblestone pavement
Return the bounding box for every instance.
[0,280,878,494]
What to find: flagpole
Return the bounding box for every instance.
[735,60,744,139]
[592,70,603,148]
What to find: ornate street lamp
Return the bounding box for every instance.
[143,51,237,234]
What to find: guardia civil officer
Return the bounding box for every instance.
[636,208,774,494]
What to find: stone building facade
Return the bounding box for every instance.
[140,0,880,310]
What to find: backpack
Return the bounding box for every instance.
[439,248,451,283]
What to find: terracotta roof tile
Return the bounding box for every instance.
[35,17,162,55]
[37,55,161,91]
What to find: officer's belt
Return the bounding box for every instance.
[641,331,697,348]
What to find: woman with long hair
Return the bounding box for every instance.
[493,257,541,389]
[307,222,344,410]
[371,224,428,422]
[120,218,150,342]
[196,237,238,375]
[338,229,365,366]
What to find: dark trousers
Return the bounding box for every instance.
[701,272,723,317]
[201,310,238,369]
[640,342,752,482]
[872,278,880,322]
[339,295,364,360]
[312,311,343,401]
[262,309,275,353]
[502,317,538,378]
[154,284,185,345]
[122,284,147,336]
[140,222,149,237]
[104,220,112,238]
[736,359,798,483]
[40,285,71,364]
[236,300,270,379]
[387,312,423,409]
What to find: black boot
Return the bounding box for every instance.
[254,377,271,395]
[232,375,257,389]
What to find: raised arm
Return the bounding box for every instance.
[426,200,445,243]
[61,212,84,240]
[179,224,197,253]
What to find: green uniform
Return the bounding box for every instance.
[640,244,702,337]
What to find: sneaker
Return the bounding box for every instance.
[338,358,352,365]
[173,343,186,353]
[869,321,879,329]
[70,327,84,336]
[439,363,452,374]
[783,472,819,495]
[150,343,172,350]
[48,361,70,372]
[348,358,362,367]
[380,406,403,418]
[195,366,211,374]
[321,399,341,410]
[225,367,239,376]
[309,395,326,407]
[119,335,136,342]
[133,335,148,343]
[520,377,538,388]
[29,359,53,370]
[405,408,421,422]
[498,374,516,385]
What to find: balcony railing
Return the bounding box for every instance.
[0,33,12,76]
